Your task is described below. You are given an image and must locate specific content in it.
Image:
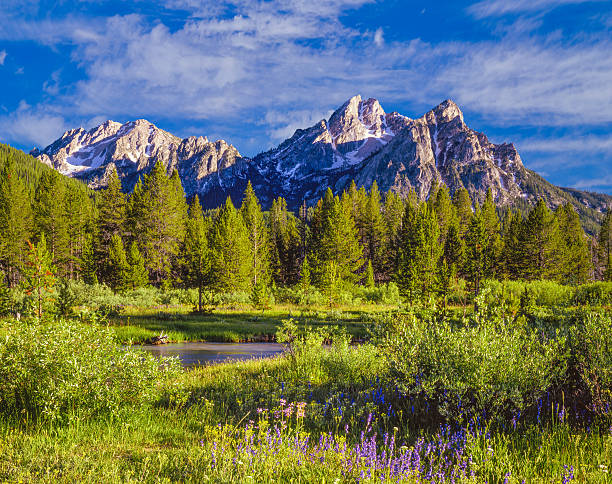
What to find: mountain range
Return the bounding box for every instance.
[31,95,611,232]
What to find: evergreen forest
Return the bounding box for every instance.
[1,144,610,306]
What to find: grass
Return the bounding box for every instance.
[109,303,395,343]
[0,355,610,482]
[1,294,611,482]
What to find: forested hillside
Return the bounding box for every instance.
[2,143,611,304]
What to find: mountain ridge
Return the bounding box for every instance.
[30,96,611,233]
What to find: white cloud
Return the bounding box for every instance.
[468,0,602,18]
[0,101,67,147]
[374,27,384,47]
[518,134,612,153]
[573,174,612,190]
[264,108,334,144]
[0,50,6,65]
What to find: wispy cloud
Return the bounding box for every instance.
[0,50,6,65]
[468,0,602,18]
[519,134,612,153]
[0,101,67,147]
[573,174,612,191]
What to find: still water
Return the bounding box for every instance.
[134,342,284,368]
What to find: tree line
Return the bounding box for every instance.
[1,146,611,307]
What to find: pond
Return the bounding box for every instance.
[134,342,284,368]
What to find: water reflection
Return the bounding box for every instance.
[134,342,284,368]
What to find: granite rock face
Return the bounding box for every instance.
[31,96,609,218]
[31,119,242,194]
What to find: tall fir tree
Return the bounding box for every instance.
[395,202,442,301]
[464,209,488,298]
[127,162,186,285]
[309,188,362,287]
[480,189,502,278]
[108,234,129,292]
[98,167,126,283]
[33,170,69,277]
[0,157,33,286]
[209,197,252,292]
[598,209,612,281]
[183,196,212,311]
[381,190,405,281]
[500,209,523,279]
[452,188,473,238]
[433,184,456,248]
[519,200,562,280]
[64,184,94,279]
[126,241,149,290]
[362,181,386,281]
[269,197,302,286]
[240,181,270,286]
[80,234,98,285]
[555,203,591,283]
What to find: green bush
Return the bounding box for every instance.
[276,319,385,385]
[483,279,575,308]
[375,306,568,423]
[573,282,612,306]
[0,319,183,422]
[570,311,612,413]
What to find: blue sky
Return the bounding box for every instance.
[0,0,611,193]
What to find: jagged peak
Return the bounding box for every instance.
[431,99,464,124]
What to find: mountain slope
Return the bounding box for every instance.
[31,119,243,194]
[30,96,611,232]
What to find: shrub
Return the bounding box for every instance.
[569,311,612,414]
[375,306,568,424]
[573,282,612,307]
[483,280,574,308]
[0,319,183,422]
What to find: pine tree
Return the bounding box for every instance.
[126,241,148,290]
[64,184,94,279]
[80,234,98,285]
[555,203,591,283]
[381,191,405,281]
[480,189,502,278]
[240,181,270,286]
[433,184,456,248]
[183,196,211,311]
[22,234,56,318]
[269,197,302,286]
[363,181,386,281]
[452,188,473,238]
[127,162,186,285]
[464,210,487,298]
[98,166,126,283]
[443,222,464,279]
[500,209,523,279]
[395,202,441,301]
[209,197,252,292]
[365,259,375,288]
[33,170,68,277]
[309,188,362,287]
[598,209,612,281]
[108,234,129,292]
[0,157,32,286]
[519,200,562,280]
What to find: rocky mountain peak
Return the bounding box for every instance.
[431,99,464,125]
[32,96,610,233]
